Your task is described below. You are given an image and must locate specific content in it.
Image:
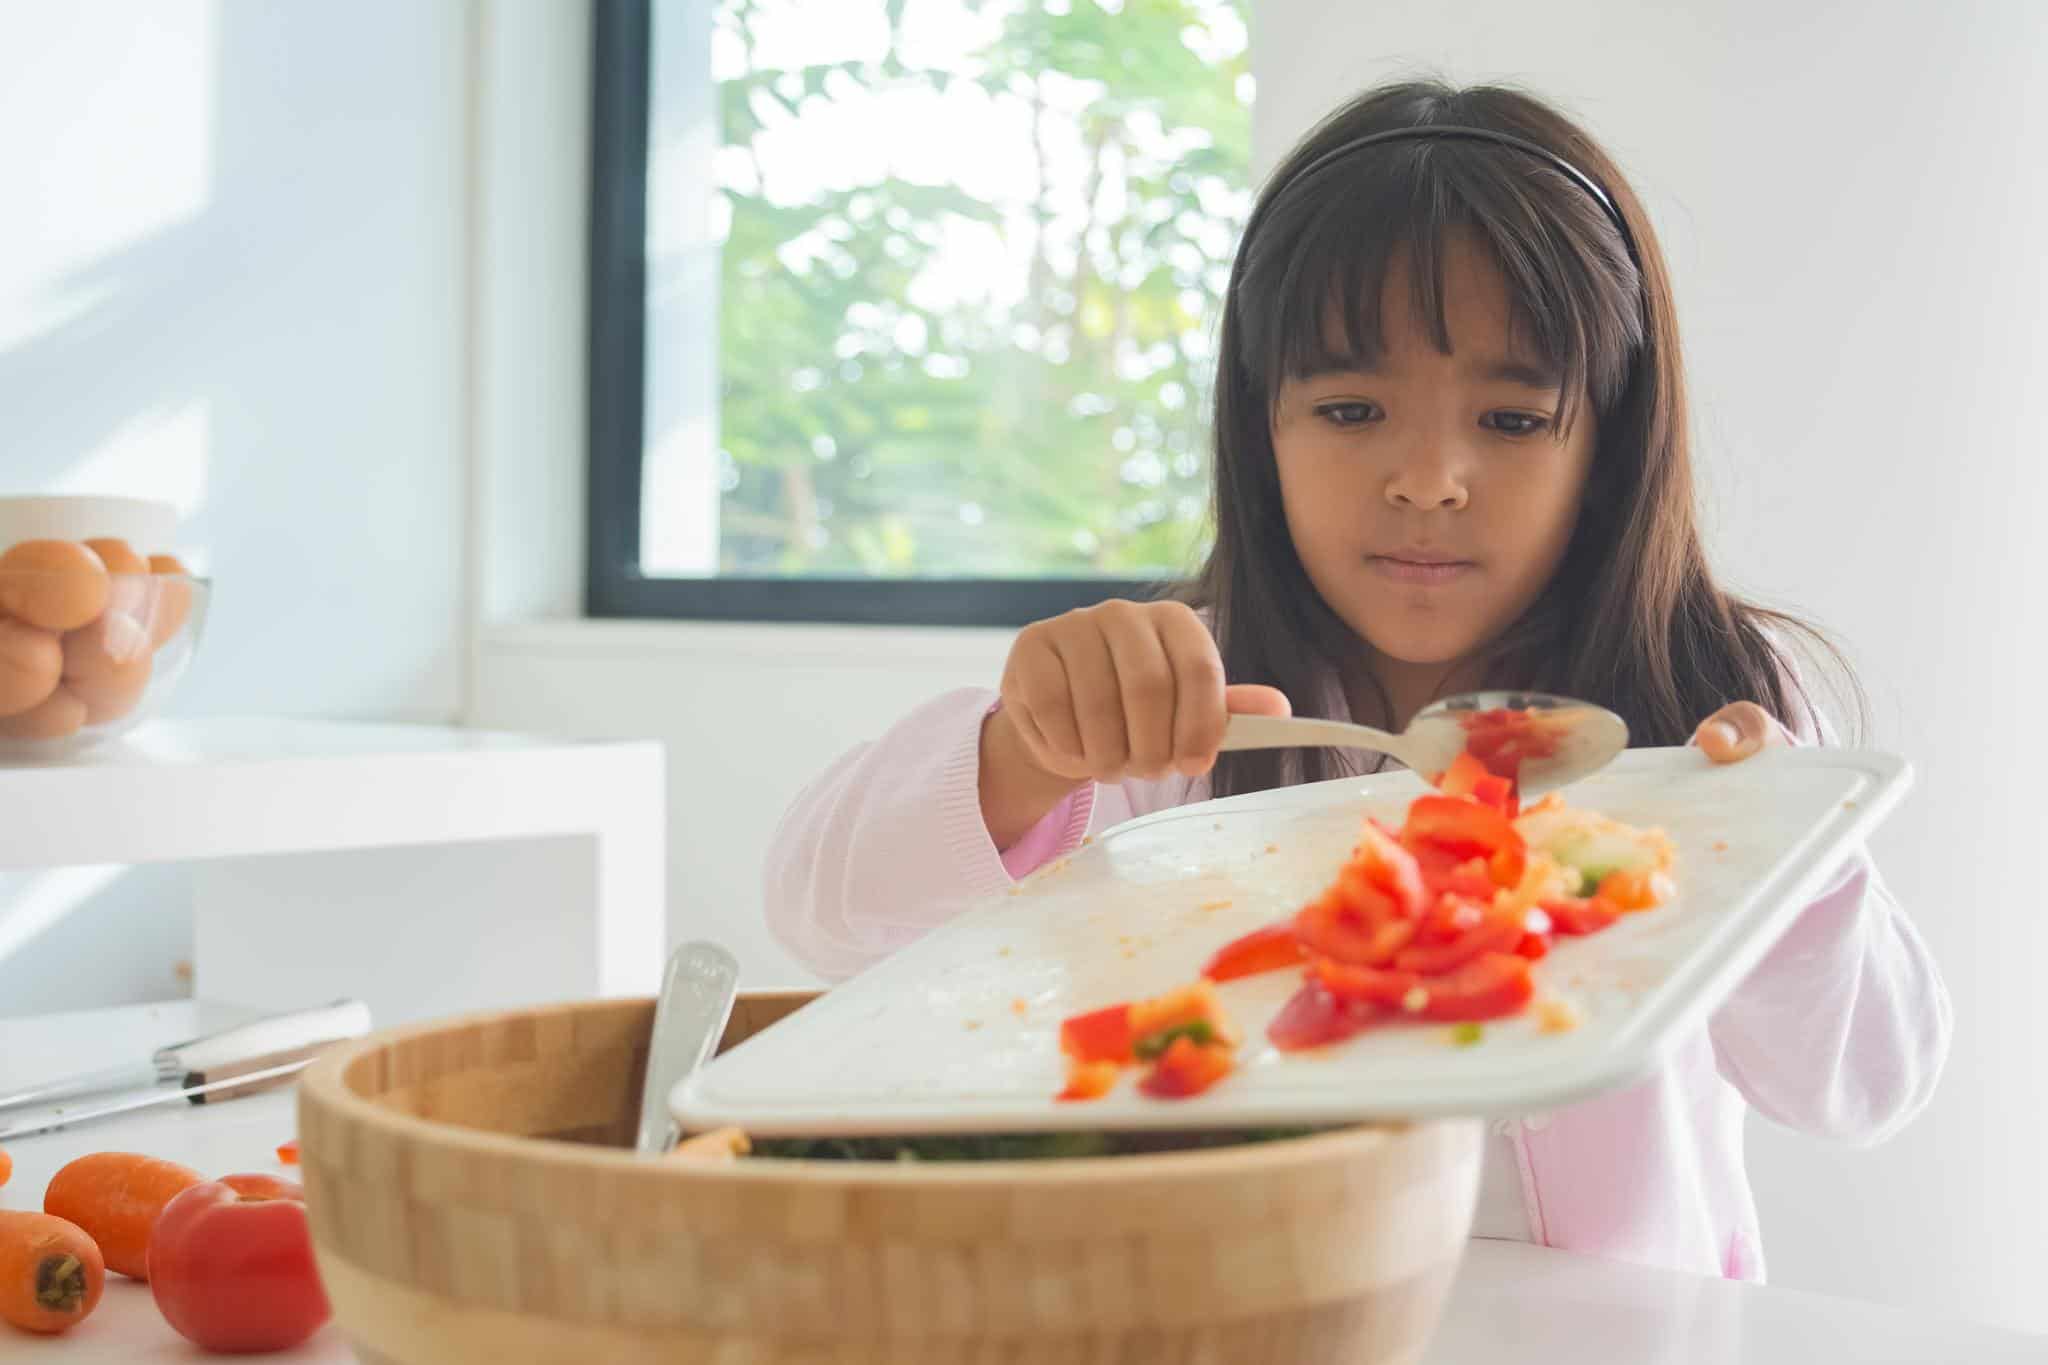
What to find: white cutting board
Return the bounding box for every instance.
[675,746,1910,1135]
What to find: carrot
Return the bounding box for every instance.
[0,1210,105,1334]
[0,1146,12,1188]
[43,1152,204,1280]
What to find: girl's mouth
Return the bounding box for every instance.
[1367,554,1475,585]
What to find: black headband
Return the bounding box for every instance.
[1241,124,1644,274]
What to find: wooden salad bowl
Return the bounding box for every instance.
[297,992,1481,1364]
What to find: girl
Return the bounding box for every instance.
[764,81,1951,1281]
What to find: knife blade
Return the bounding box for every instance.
[0,999,371,1116]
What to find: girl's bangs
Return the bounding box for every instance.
[1236,143,1644,429]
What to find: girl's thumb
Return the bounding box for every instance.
[1224,684,1292,717]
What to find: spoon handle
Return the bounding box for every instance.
[1219,713,1413,765]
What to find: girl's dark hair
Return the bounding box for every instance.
[1184,80,1860,797]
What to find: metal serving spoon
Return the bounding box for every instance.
[1221,690,1628,795]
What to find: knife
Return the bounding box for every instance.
[0,999,372,1117]
[0,1042,338,1143]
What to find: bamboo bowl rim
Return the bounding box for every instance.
[297,995,1459,1188]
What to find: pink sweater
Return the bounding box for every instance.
[764,686,1952,1282]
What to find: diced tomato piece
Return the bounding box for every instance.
[1410,849,1500,910]
[1266,980,1374,1051]
[1458,708,1563,783]
[1294,895,1415,966]
[1201,922,1308,982]
[1596,867,1661,913]
[1515,932,1551,960]
[1417,953,1536,1022]
[1435,751,1518,816]
[1401,796,1527,888]
[1057,1059,1121,1102]
[1542,896,1620,936]
[1417,892,1488,943]
[1311,957,1422,1010]
[1129,980,1235,1046]
[1393,909,1524,975]
[275,1140,300,1166]
[1349,821,1429,918]
[1137,1037,1235,1098]
[1435,750,1491,798]
[1058,1004,1134,1064]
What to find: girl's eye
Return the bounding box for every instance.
[1483,410,1554,438]
[1314,401,1381,428]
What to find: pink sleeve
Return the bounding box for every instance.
[764,688,1154,982]
[1705,691,1954,1145]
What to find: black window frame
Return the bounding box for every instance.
[585,0,1168,627]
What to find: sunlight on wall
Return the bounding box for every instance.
[50,402,212,528]
[0,866,127,967]
[0,1,217,354]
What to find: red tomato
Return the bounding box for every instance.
[1435,751,1519,816]
[1294,895,1415,966]
[1137,1037,1234,1098]
[1345,822,1429,919]
[1417,953,1535,1022]
[1266,980,1374,1051]
[1393,909,1524,975]
[1410,851,1501,912]
[1542,896,1621,936]
[1058,1004,1134,1065]
[147,1174,330,1354]
[1402,795,1527,888]
[1310,957,1422,1010]
[1200,922,1307,982]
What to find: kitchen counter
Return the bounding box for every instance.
[3,1003,2040,1364]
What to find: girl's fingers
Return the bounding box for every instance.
[1052,622,1129,779]
[1158,607,1228,775]
[1224,684,1292,717]
[1102,605,1177,780]
[1004,642,1084,775]
[1694,701,1780,764]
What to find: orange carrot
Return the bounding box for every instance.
[0,1210,105,1334]
[0,1146,12,1188]
[43,1153,204,1280]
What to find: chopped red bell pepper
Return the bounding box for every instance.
[1128,980,1233,1044]
[1416,952,1536,1022]
[1200,922,1308,982]
[1138,1036,1236,1098]
[1058,1004,1134,1064]
[1542,896,1621,936]
[1057,1059,1121,1102]
[1267,979,1374,1051]
[1310,957,1423,1010]
[1401,795,1527,888]
[1392,908,1525,975]
[1294,895,1415,966]
[1436,750,1519,816]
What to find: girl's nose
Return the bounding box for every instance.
[1383,446,1469,511]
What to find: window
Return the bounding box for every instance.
[588,0,1252,624]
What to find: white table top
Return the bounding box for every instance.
[3,1003,2040,1364]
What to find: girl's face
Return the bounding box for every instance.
[1270,234,1596,700]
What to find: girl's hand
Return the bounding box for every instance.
[981,601,1289,848]
[1692,701,1790,764]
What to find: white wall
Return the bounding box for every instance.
[0,0,470,1013]
[1251,0,2048,1335]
